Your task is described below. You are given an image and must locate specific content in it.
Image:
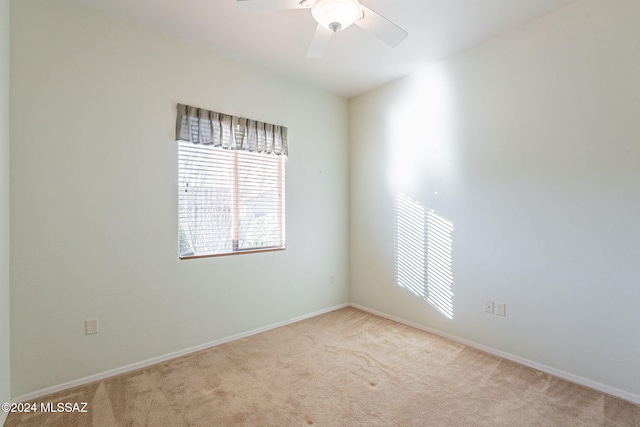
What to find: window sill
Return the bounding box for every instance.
[179,247,286,260]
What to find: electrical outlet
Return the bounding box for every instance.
[85,318,99,335]
[496,303,506,317]
[485,300,494,314]
[330,275,335,284]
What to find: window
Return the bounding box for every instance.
[176,104,287,258]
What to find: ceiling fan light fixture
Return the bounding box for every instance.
[311,0,361,32]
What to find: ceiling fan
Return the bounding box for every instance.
[236,0,408,58]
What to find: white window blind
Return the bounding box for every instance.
[178,142,285,257]
[176,103,287,258]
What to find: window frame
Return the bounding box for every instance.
[178,141,286,259]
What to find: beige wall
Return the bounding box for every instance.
[10,0,349,396]
[1,0,10,410]
[350,0,640,398]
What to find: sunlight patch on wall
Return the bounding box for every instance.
[395,193,454,319]
[395,193,427,298]
[425,209,454,318]
[385,63,455,195]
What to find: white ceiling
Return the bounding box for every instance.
[75,0,580,98]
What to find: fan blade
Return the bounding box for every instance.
[306,24,333,59]
[354,4,408,47]
[235,0,309,10]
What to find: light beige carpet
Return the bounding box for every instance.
[6,307,640,426]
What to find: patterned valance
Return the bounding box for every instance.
[175,103,288,156]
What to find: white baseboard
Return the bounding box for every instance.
[349,303,640,406]
[10,303,349,404]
